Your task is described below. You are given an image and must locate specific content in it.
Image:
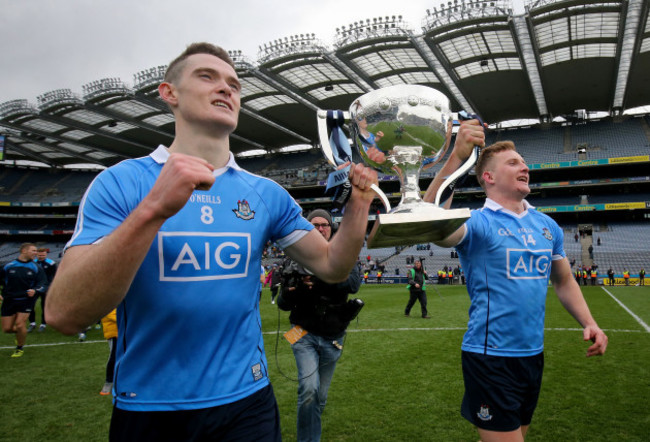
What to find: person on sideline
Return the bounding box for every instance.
[45,42,377,441]
[404,259,430,319]
[100,309,117,396]
[1,243,47,357]
[277,209,362,442]
[27,247,57,332]
[423,121,608,442]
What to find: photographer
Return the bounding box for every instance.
[277,209,362,442]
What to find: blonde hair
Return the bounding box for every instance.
[475,140,517,190]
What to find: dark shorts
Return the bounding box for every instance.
[1,297,34,316]
[109,384,281,442]
[460,351,544,432]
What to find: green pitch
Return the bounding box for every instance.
[1,284,648,441]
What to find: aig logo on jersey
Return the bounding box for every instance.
[506,248,551,279]
[157,232,251,281]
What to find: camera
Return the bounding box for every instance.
[342,298,364,322]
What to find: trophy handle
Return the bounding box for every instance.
[434,146,479,207]
[371,184,391,212]
[434,111,484,207]
[317,110,392,212]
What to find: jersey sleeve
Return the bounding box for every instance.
[456,209,487,252]
[548,217,567,261]
[263,183,313,249]
[67,165,140,248]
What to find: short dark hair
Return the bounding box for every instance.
[475,140,517,190]
[164,42,235,84]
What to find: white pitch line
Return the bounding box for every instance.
[1,325,644,351]
[0,339,105,350]
[601,286,650,333]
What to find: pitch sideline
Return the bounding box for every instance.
[0,325,644,351]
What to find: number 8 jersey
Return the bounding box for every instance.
[67,146,313,411]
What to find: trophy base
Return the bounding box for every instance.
[366,208,471,248]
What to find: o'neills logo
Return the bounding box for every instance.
[233,199,255,220]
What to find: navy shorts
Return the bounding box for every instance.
[109,383,281,441]
[1,297,34,316]
[460,351,544,432]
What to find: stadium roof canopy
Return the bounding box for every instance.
[1,0,649,168]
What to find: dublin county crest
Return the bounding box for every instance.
[477,405,493,422]
[233,200,255,220]
[542,227,553,241]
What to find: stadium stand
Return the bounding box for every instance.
[1,0,649,275]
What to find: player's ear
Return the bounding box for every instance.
[158,81,178,107]
[482,170,494,185]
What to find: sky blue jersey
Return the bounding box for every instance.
[455,199,566,357]
[67,146,313,411]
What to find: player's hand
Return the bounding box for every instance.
[583,325,608,357]
[145,153,216,220]
[366,146,386,164]
[347,162,378,203]
[453,120,486,162]
[27,289,36,297]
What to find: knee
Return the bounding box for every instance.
[297,380,319,403]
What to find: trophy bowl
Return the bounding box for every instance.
[317,84,474,248]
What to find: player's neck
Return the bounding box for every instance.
[489,194,526,214]
[168,127,231,169]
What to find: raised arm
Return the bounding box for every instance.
[285,163,377,283]
[423,119,485,248]
[45,153,216,334]
[550,257,608,357]
[423,119,485,208]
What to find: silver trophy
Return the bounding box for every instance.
[317,84,478,248]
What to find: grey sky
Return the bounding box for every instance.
[0,0,526,104]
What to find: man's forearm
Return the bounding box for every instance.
[46,201,166,334]
[325,194,371,283]
[423,153,466,207]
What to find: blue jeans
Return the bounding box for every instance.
[292,331,344,442]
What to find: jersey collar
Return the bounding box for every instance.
[484,198,534,218]
[150,145,242,177]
